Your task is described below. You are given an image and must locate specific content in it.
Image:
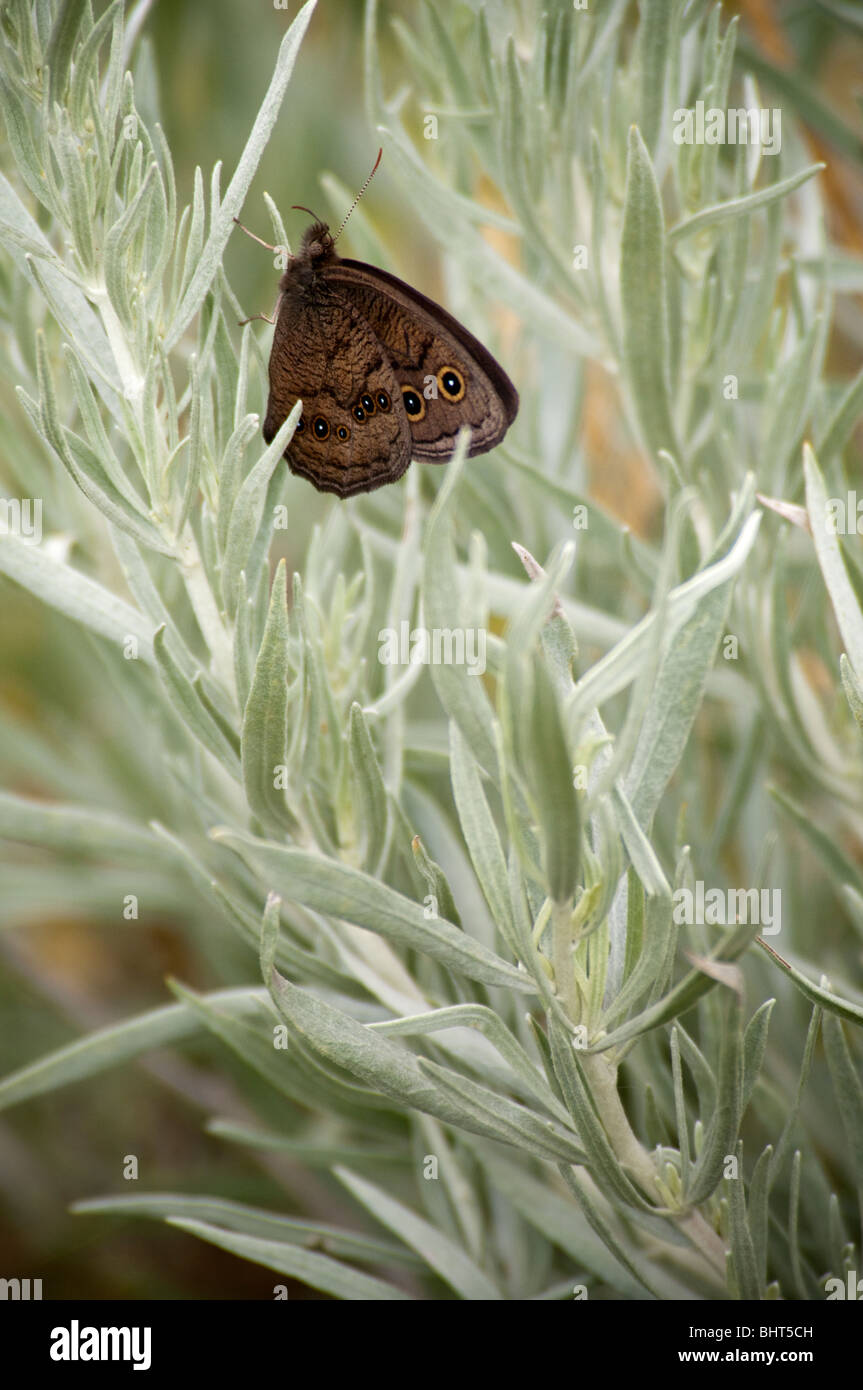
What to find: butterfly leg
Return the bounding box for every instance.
[232,217,282,253]
[238,292,284,328]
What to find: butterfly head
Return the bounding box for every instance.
[298,221,334,261]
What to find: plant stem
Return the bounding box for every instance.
[581,1050,728,1287]
[551,897,578,1018]
[179,522,236,698]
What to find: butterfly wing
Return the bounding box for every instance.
[264,285,411,497]
[326,259,518,461]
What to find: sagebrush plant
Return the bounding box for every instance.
[1,0,862,1301]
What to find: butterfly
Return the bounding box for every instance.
[236,153,518,498]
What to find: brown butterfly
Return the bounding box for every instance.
[235,153,518,498]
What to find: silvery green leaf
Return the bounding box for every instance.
[560,1163,687,1298]
[685,995,743,1206]
[153,625,242,777]
[215,414,261,552]
[178,166,206,307]
[638,0,672,158]
[348,703,389,874]
[748,1144,773,1289]
[817,362,863,466]
[365,518,630,653]
[620,125,678,462]
[174,349,202,533]
[60,427,174,554]
[216,830,533,994]
[403,778,500,950]
[725,1142,761,1299]
[623,574,733,829]
[267,969,555,1156]
[474,1145,662,1298]
[742,1000,775,1113]
[158,832,350,989]
[0,532,154,659]
[0,213,60,260]
[169,978,368,1115]
[409,835,461,927]
[0,791,164,861]
[258,891,281,989]
[165,1218,412,1300]
[25,252,122,398]
[62,345,140,503]
[103,161,156,325]
[46,0,87,105]
[53,124,96,275]
[167,1,317,349]
[840,653,863,732]
[422,435,498,779]
[668,163,824,243]
[241,562,296,835]
[822,1011,863,1192]
[0,987,269,1111]
[698,12,738,208]
[503,454,653,576]
[417,1058,584,1164]
[233,569,254,712]
[108,528,191,672]
[757,941,863,1027]
[334,1168,502,1300]
[524,654,581,904]
[590,923,756,1051]
[68,0,124,126]
[499,40,576,293]
[449,723,517,953]
[760,320,826,492]
[74,1191,417,1267]
[605,882,674,1030]
[0,862,180,926]
[610,785,671,897]
[373,1003,571,1126]
[804,443,863,682]
[292,571,340,781]
[769,785,863,898]
[569,511,761,724]
[0,74,50,209]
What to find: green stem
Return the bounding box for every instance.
[179,522,236,699]
[581,1050,728,1288]
[551,897,578,1019]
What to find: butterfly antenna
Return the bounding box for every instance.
[291,204,321,221]
[332,148,383,246]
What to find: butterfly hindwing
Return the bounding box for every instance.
[263,285,411,498]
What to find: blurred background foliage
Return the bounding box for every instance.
[1,0,863,1299]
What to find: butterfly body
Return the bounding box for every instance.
[262,221,518,498]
